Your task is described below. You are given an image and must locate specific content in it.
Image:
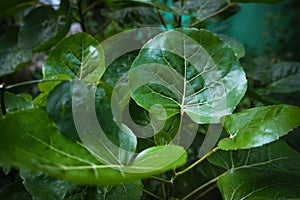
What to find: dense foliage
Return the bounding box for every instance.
[1,0,300,199]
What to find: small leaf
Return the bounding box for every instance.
[218,105,300,150]
[0,27,32,77]
[2,92,33,113]
[19,2,71,52]
[43,32,105,83]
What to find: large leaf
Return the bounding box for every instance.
[0,109,187,185]
[208,141,300,199]
[218,105,300,150]
[43,32,105,83]
[0,27,32,77]
[21,170,143,200]
[130,28,247,124]
[19,1,71,52]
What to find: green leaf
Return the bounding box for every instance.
[185,1,240,28]
[98,181,143,200]
[34,74,72,107]
[107,0,178,14]
[0,0,37,18]
[208,141,300,199]
[102,52,137,87]
[21,170,79,200]
[2,92,33,113]
[47,80,137,164]
[21,170,143,200]
[101,7,160,27]
[43,32,105,83]
[0,27,32,77]
[218,34,245,59]
[19,2,71,52]
[266,62,300,93]
[130,28,247,124]
[219,105,300,150]
[0,109,186,185]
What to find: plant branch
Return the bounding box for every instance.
[83,0,102,14]
[189,3,236,27]
[156,8,168,30]
[77,0,86,32]
[173,147,219,179]
[194,183,217,199]
[0,83,7,116]
[143,189,163,200]
[150,176,173,184]
[182,176,220,200]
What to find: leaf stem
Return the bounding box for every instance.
[0,83,7,116]
[182,176,219,200]
[173,147,219,179]
[150,176,173,184]
[189,3,236,27]
[143,189,164,200]
[5,79,70,90]
[156,8,168,30]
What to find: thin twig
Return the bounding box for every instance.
[143,189,164,200]
[173,147,219,179]
[83,0,102,14]
[0,83,7,116]
[194,183,217,199]
[182,176,220,200]
[77,0,86,32]
[150,176,173,184]
[189,3,236,27]
[157,8,168,30]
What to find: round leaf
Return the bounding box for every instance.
[130,28,247,124]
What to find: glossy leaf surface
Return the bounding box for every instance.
[19,2,71,52]
[130,28,247,124]
[43,32,105,83]
[219,105,300,150]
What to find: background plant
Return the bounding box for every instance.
[1,0,300,199]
